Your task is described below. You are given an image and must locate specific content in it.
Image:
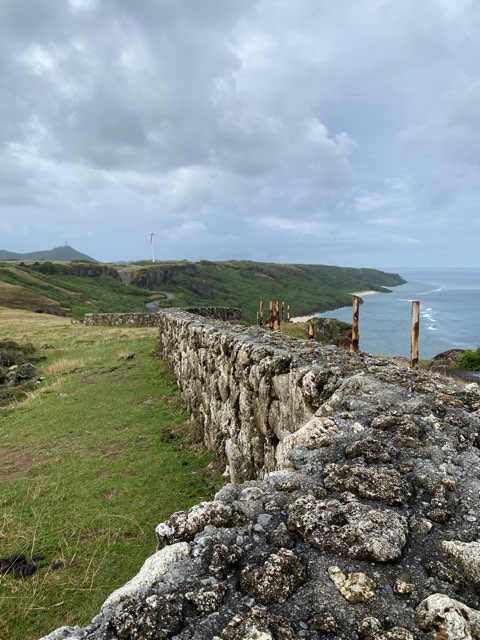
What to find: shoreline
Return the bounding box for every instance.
[290,290,382,323]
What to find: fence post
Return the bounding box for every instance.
[351,295,360,352]
[259,300,264,326]
[269,300,274,330]
[308,318,315,340]
[410,300,420,368]
[281,301,285,323]
[287,305,291,322]
[274,301,280,331]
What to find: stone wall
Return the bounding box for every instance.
[155,309,352,482]
[43,310,480,640]
[84,307,241,327]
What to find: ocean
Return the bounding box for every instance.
[318,268,480,359]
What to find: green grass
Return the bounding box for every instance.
[0,308,221,639]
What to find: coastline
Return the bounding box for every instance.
[290,290,381,323]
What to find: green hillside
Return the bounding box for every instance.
[0,263,149,318]
[0,259,405,322]
[127,260,405,322]
[0,244,97,262]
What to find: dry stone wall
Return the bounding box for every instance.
[84,307,241,327]
[155,309,355,482]
[43,310,480,640]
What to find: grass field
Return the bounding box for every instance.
[0,308,221,640]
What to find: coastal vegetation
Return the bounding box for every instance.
[456,346,480,371]
[0,309,221,640]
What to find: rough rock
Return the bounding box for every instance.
[443,540,480,589]
[239,548,306,604]
[109,593,183,639]
[417,593,480,638]
[155,501,238,549]
[214,606,296,640]
[323,463,412,505]
[359,617,414,639]
[328,565,376,603]
[102,543,190,609]
[288,495,408,561]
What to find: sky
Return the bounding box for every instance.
[0,0,479,267]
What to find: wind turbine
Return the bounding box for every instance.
[150,232,156,263]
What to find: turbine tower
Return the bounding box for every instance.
[150,232,155,263]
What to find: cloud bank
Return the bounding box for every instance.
[0,0,478,266]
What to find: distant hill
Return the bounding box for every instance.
[0,245,97,262]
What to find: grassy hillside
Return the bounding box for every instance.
[0,263,150,319]
[127,260,405,322]
[0,308,221,639]
[0,259,405,322]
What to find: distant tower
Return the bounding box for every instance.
[150,232,155,263]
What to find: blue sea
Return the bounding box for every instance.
[319,268,480,359]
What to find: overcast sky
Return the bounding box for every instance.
[0,0,479,266]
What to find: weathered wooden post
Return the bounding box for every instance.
[351,295,360,352]
[274,301,280,331]
[281,301,285,322]
[410,300,420,368]
[269,300,274,330]
[259,300,264,326]
[287,305,291,322]
[308,318,315,340]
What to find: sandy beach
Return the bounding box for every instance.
[290,314,317,323]
[290,290,380,322]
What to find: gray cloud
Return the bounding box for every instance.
[0,0,478,266]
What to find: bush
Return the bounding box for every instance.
[456,347,480,371]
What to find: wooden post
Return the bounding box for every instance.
[274,301,280,331]
[308,318,315,340]
[351,295,360,352]
[287,305,291,322]
[259,300,264,326]
[281,301,285,322]
[410,300,420,368]
[269,300,274,330]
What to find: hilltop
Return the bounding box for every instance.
[0,244,97,262]
[0,259,405,321]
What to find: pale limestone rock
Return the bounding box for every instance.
[359,617,414,639]
[443,540,480,589]
[155,501,235,549]
[394,574,414,596]
[275,416,338,467]
[417,594,480,639]
[328,565,376,604]
[102,542,190,609]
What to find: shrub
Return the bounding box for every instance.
[456,347,480,371]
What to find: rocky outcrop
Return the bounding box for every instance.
[43,310,480,639]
